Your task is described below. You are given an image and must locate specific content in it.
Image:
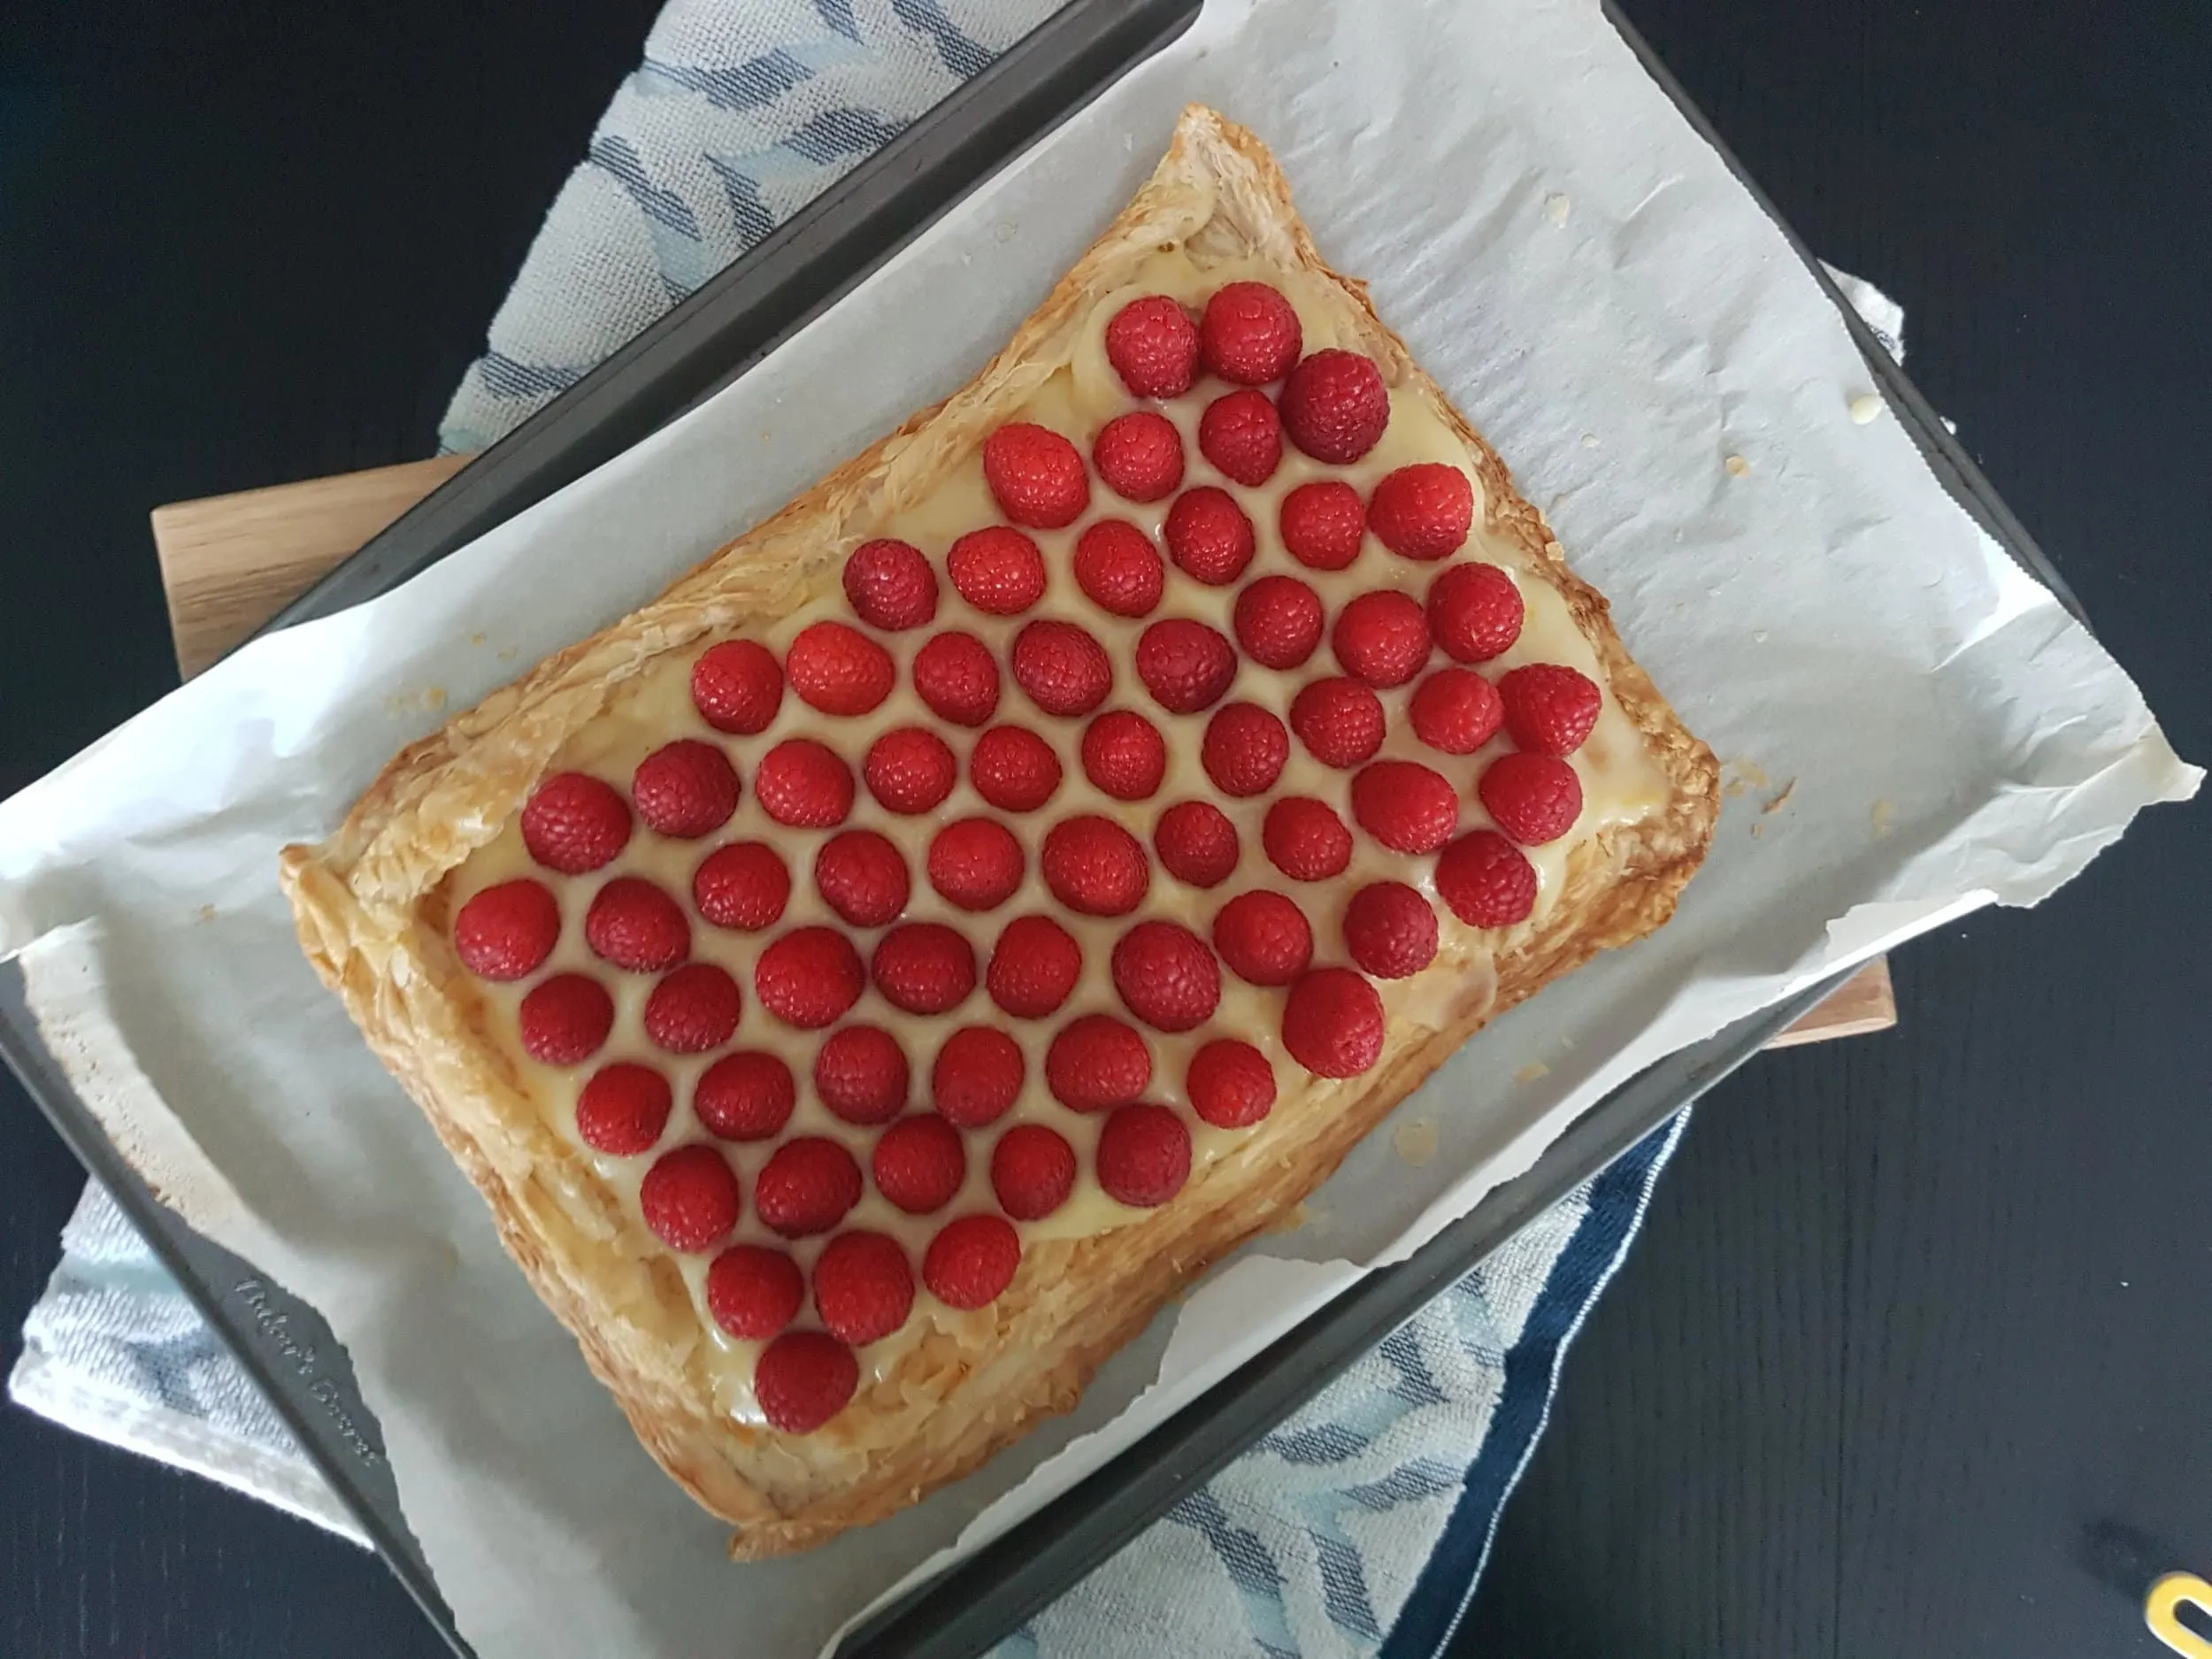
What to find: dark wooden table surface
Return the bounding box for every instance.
[4,4,2208,1655]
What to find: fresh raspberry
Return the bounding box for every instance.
[1332,590,1432,687]
[1197,388,1282,486]
[694,841,791,933]
[521,772,633,873]
[690,640,785,735]
[1199,281,1302,386]
[986,913,1081,1018]
[1281,967,1386,1079]
[1163,487,1256,587]
[1092,411,1184,503]
[948,525,1048,616]
[1279,349,1389,464]
[634,740,740,839]
[927,818,1025,912]
[990,1124,1076,1220]
[1352,759,1461,855]
[755,738,855,829]
[1479,752,1583,845]
[969,725,1063,813]
[872,922,978,1015]
[643,962,742,1053]
[1186,1040,1276,1129]
[786,620,895,717]
[1278,480,1367,572]
[1426,562,1524,663]
[1342,881,1440,978]
[1104,293,1200,398]
[1111,920,1220,1033]
[1080,709,1167,801]
[1367,464,1474,561]
[695,1049,796,1141]
[1074,519,1165,618]
[1010,619,1113,718]
[864,726,957,815]
[1135,618,1237,713]
[843,537,939,631]
[583,875,689,974]
[1434,830,1538,926]
[640,1143,742,1253]
[912,630,1002,726]
[812,1025,910,1125]
[574,1062,673,1156]
[1409,667,1505,755]
[1288,677,1386,768]
[754,1136,863,1238]
[1046,1014,1152,1110]
[1499,664,1601,756]
[813,829,910,928]
[705,1244,803,1340]
[1153,799,1240,888]
[1095,1102,1192,1208]
[1233,575,1324,670]
[1262,797,1352,882]
[870,1116,965,1216]
[924,1214,1021,1310]
[1041,815,1150,917]
[1201,703,1288,797]
[754,1331,857,1434]
[930,1026,1025,1128]
[1212,890,1314,987]
[982,422,1089,528]
[518,973,614,1065]
[755,926,866,1030]
[454,879,560,981]
[812,1231,914,1344]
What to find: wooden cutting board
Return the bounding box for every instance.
[148,457,1895,1047]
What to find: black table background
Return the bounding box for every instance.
[3,4,2208,1655]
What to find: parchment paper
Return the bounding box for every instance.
[0,0,2196,1653]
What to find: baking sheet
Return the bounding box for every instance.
[0,0,2196,1653]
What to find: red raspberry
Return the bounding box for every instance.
[1136,618,1237,713]
[1111,920,1220,1033]
[705,1243,803,1340]
[1212,890,1314,987]
[754,738,854,829]
[521,772,633,874]
[1186,1040,1276,1129]
[990,1124,1076,1220]
[1201,703,1288,797]
[786,620,895,716]
[583,876,688,973]
[1367,464,1473,560]
[812,1231,914,1345]
[640,1143,741,1253]
[754,1136,862,1238]
[1163,487,1256,586]
[1479,752,1583,845]
[970,725,1064,813]
[1233,575,1324,670]
[1080,709,1167,801]
[1352,759,1461,855]
[843,537,938,632]
[643,962,742,1053]
[1333,590,1432,687]
[1262,797,1352,882]
[690,641,785,735]
[1104,293,1200,398]
[813,829,910,928]
[912,630,1002,726]
[1046,1014,1152,1110]
[1499,664,1601,756]
[1288,677,1386,768]
[694,841,791,933]
[864,726,957,815]
[1434,830,1538,926]
[1199,281,1302,385]
[755,1330,856,1434]
[1154,799,1241,888]
[1281,967,1386,1079]
[1279,480,1366,572]
[454,879,560,981]
[986,913,1081,1018]
[1041,815,1150,917]
[927,818,1025,912]
[924,1214,1021,1310]
[1074,519,1165,618]
[948,525,1048,617]
[755,926,866,1030]
[871,1115,965,1215]
[1279,349,1389,464]
[1197,388,1282,485]
[871,922,978,1015]
[1409,667,1505,755]
[930,1026,1025,1127]
[1011,619,1112,718]
[695,1049,796,1141]
[574,1062,672,1156]
[518,973,614,1064]
[1342,881,1440,978]
[812,1025,910,1125]
[1092,410,1184,503]
[1095,1102,1192,1208]
[1426,562,1524,663]
[982,422,1089,529]
[634,740,740,839]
